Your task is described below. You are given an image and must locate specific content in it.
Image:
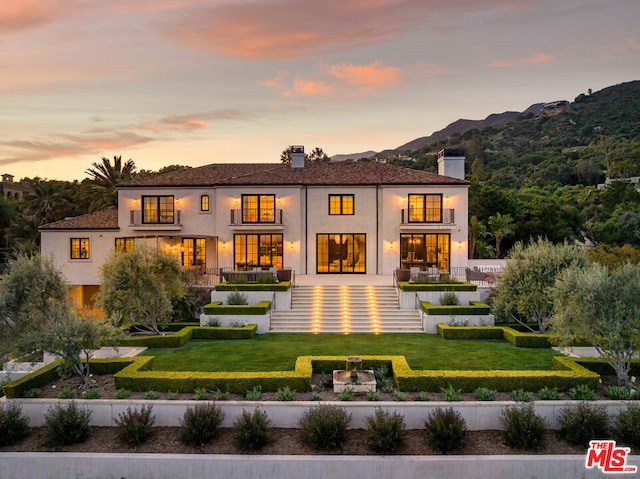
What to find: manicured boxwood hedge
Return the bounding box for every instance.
[118,325,257,348]
[214,282,291,292]
[421,301,491,315]
[202,301,271,315]
[436,324,551,348]
[573,357,640,376]
[397,282,477,292]
[4,353,604,397]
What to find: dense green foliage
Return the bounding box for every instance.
[424,407,467,452]
[44,402,92,446]
[233,408,272,451]
[299,405,351,451]
[500,404,546,450]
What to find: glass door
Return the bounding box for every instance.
[316,234,365,273]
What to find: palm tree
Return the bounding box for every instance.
[24,181,73,225]
[488,212,514,258]
[85,155,136,209]
[468,215,487,259]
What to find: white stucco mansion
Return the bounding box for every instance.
[40,148,469,306]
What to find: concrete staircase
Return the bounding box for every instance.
[270,285,423,333]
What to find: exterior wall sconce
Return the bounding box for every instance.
[289,241,294,249]
[457,241,463,249]
[389,241,394,249]
[444,196,451,203]
[221,241,227,249]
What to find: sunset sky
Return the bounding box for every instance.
[1,0,639,181]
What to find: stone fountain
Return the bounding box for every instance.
[332,357,376,393]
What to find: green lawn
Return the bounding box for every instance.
[140,333,560,372]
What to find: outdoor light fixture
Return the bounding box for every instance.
[389,241,394,248]
[289,241,294,249]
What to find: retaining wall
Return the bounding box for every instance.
[3,452,636,479]
[11,398,633,430]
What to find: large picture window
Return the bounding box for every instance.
[317,233,365,273]
[400,233,449,272]
[408,194,442,223]
[242,195,275,223]
[182,238,206,267]
[234,234,282,270]
[142,195,174,224]
[70,238,90,259]
[328,194,354,215]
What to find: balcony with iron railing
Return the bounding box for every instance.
[230,208,284,229]
[400,208,455,229]
[129,210,182,230]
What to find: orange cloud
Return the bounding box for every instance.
[326,61,401,92]
[282,78,332,98]
[260,71,289,90]
[488,52,556,68]
[0,1,85,37]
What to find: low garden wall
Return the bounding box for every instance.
[3,452,630,479]
[420,302,494,333]
[200,301,271,333]
[213,282,292,310]
[8,397,636,430]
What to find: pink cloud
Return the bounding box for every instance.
[260,71,289,90]
[282,78,333,98]
[488,52,557,69]
[164,0,491,59]
[0,1,86,37]
[326,61,401,92]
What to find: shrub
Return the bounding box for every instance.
[168,390,179,400]
[500,404,546,450]
[44,402,92,446]
[568,384,597,401]
[193,387,209,401]
[310,391,322,401]
[380,378,395,394]
[374,365,389,380]
[417,391,430,401]
[82,388,101,400]
[58,387,75,399]
[226,290,248,305]
[256,272,277,284]
[299,405,351,451]
[245,386,262,401]
[180,402,225,446]
[115,388,131,399]
[441,385,461,401]
[338,387,354,401]
[115,405,155,446]
[439,291,460,306]
[233,408,272,451]
[425,407,467,453]
[275,386,296,401]
[206,318,221,327]
[615,404,640,449]
[212,388,229,400]
[144,390,160,400]
[558,402,610,446]
[367,390,380,401]
[474,387,496,401]
[365,408,406,454]
[393,391,407,402]
[538,386,560,400]
[24,388,41,398]
[0,402,29,446]
[606,385,632,400]
[511,389,534,402]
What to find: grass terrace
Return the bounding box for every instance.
[140,333,560,373]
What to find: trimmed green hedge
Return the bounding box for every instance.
[573,357,640,376]
[215,282,291,292]
[397,282,477,292]
[162,322,200,332]
[421,301,491,315]
[3,353,606,396]
[118,325,257,347]
[436,324,551,348]
[203,301,271,315]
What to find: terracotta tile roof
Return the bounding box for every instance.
[118,162,469,188]
[39,208,119,230]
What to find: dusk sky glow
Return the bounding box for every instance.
[1,0,639,181]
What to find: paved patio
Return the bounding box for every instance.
[293,274,394,286]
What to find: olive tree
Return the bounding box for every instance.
[553,262,640,387]
[98,245,184,334]
[489,238,587,332]
[0,254,69,359]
